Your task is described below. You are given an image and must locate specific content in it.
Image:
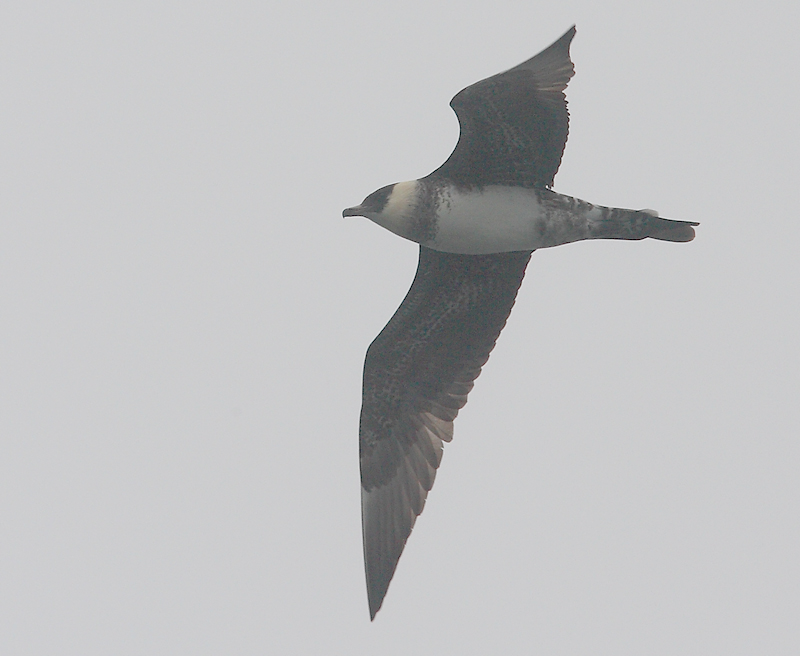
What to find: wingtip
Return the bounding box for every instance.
[363,548,389,621]
[556,25,577,47]
[366,568,390,620]
[368,597,382,621]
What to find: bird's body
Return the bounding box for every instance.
[342,26,697,619]
[354,180,695,254]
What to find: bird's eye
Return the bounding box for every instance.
[365,184,394,212]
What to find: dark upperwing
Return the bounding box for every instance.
[427,26,576,189]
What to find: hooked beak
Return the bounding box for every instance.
[342,206,363,218]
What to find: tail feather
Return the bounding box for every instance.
[637,208,697,242]
[647,217,698,242]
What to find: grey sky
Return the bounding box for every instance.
[1,1,798,653]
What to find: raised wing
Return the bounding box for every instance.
[427,26,576,189]
[359,246,532,618]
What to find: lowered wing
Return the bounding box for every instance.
[359,246,532,618]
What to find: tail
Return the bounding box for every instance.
[640,209,698,243]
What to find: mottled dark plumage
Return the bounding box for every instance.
[360,248,532,618]
[427,26,575,189]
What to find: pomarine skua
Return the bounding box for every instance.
[343,26,697,620]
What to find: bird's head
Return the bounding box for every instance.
[342,181,420,238]
[342,184,394,219]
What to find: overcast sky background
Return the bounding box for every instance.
[1,1,798,654]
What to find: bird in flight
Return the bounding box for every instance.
[343,26,697,620]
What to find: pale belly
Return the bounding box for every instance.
[425,186,595,255]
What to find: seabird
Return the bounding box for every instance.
[343,26,697,620]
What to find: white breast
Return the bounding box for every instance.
[427,186,550,254]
